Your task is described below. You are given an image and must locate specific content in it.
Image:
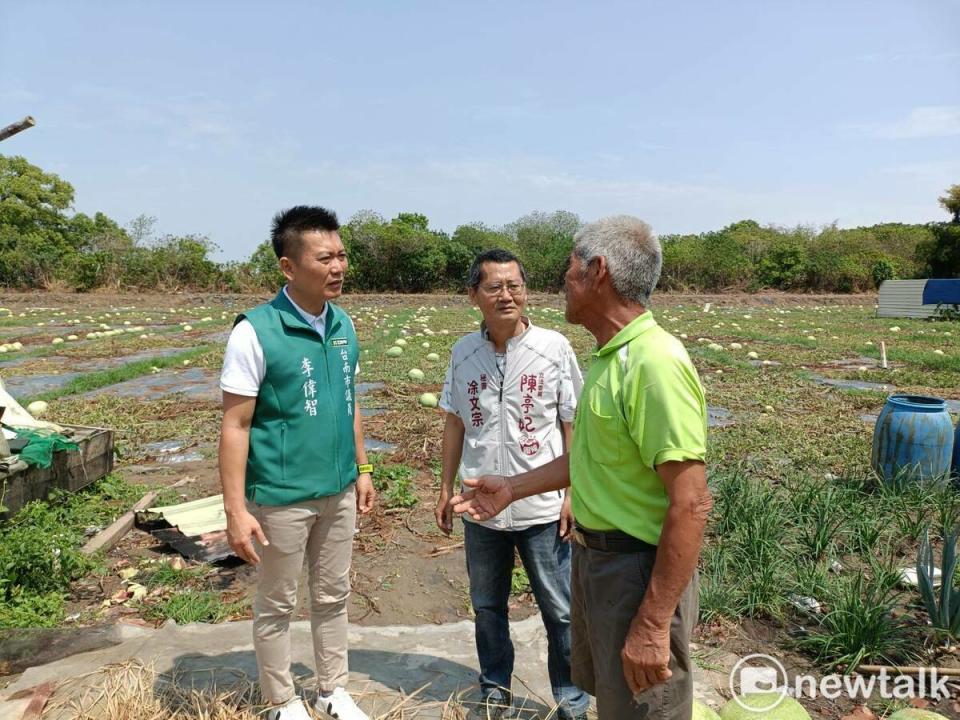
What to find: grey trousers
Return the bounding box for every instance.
[570,542,699,720]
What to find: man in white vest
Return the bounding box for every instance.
[435,249,590,720]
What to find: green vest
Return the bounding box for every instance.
[239,291,359,506]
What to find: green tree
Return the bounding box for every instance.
[698,225,753,289]
[341,211,447,292]
[0,155,76,287]
[659,234,700,291]
[916,223,960,278]
[805,226,880,292]
[754,238,809,290]
[381,214,447,291]
[939,184,960,224]
[247,240,285,291]
[447,223,517,287]
[341,210,388,290]
[866,223,932,278]
[871,258,896,288]
[67,212,133,290]
[506,211,581,291]
[152,234,221,289]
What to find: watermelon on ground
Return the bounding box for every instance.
[720,693,811,720]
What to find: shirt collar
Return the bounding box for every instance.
[283,286,328,330]
[480,316,532,348]
[595,311,657,357]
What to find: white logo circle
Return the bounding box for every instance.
[728,653,789,712]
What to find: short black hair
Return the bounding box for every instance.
[467,248,527,289]
[271,206,340,259]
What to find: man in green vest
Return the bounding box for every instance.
[219,206,376,720]
[452,216,711,719]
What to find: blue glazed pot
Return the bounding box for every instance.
[871,394,955,485]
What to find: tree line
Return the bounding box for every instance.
[1,154,957,294]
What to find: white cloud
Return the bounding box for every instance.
[0,88,40,106]
[853,105,960,139]
[858,51,960,63]
[882,159,960,177]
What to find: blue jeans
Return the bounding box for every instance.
[464,519,590,719]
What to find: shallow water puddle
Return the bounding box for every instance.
[364,438,397,453]
[356,381,386,395]
[707,406,735,428]
[139,440,205,464]
[809,374,896,393]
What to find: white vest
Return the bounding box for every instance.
[440,320,583,530]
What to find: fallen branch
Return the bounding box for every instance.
[428,541,464,557]
[81,491,158,555]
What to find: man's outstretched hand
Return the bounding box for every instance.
[450,474,514,521]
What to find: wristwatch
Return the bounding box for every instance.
[357,463,374,474]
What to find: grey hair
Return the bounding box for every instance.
[572,216,661,305]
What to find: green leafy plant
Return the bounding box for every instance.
[0,474,154,627]
[374,463,419,509]
[917,526,960,639]
[0,591,65,629]
[511,567,530,595]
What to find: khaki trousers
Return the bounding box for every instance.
[247,485,356,704]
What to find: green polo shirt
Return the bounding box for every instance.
[570,311,707,545]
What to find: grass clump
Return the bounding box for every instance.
[143,590,247,625]
[796,565,917,669]
[140,561,206,590]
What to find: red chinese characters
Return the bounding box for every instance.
[518,374,537,435]
[467,379,484,427]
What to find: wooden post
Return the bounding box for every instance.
[0,116,36,143]
[880,340,888,369]
[81,490,158,555]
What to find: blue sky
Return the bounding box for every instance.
[2,1,958,261]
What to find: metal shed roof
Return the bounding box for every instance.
[877,279,942,318]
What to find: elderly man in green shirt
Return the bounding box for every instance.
[452,215,712,719]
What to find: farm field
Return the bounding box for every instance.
[1,290,959,716]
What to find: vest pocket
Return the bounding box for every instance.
[280,422,287,484]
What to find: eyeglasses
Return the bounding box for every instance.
[479,282,525,296]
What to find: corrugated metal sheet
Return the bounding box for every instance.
[877,279,940,318]
[146,493,225,536]
[138,494,232,562]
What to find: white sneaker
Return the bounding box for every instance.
[266,697,312,720]
[315,687,370,720]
